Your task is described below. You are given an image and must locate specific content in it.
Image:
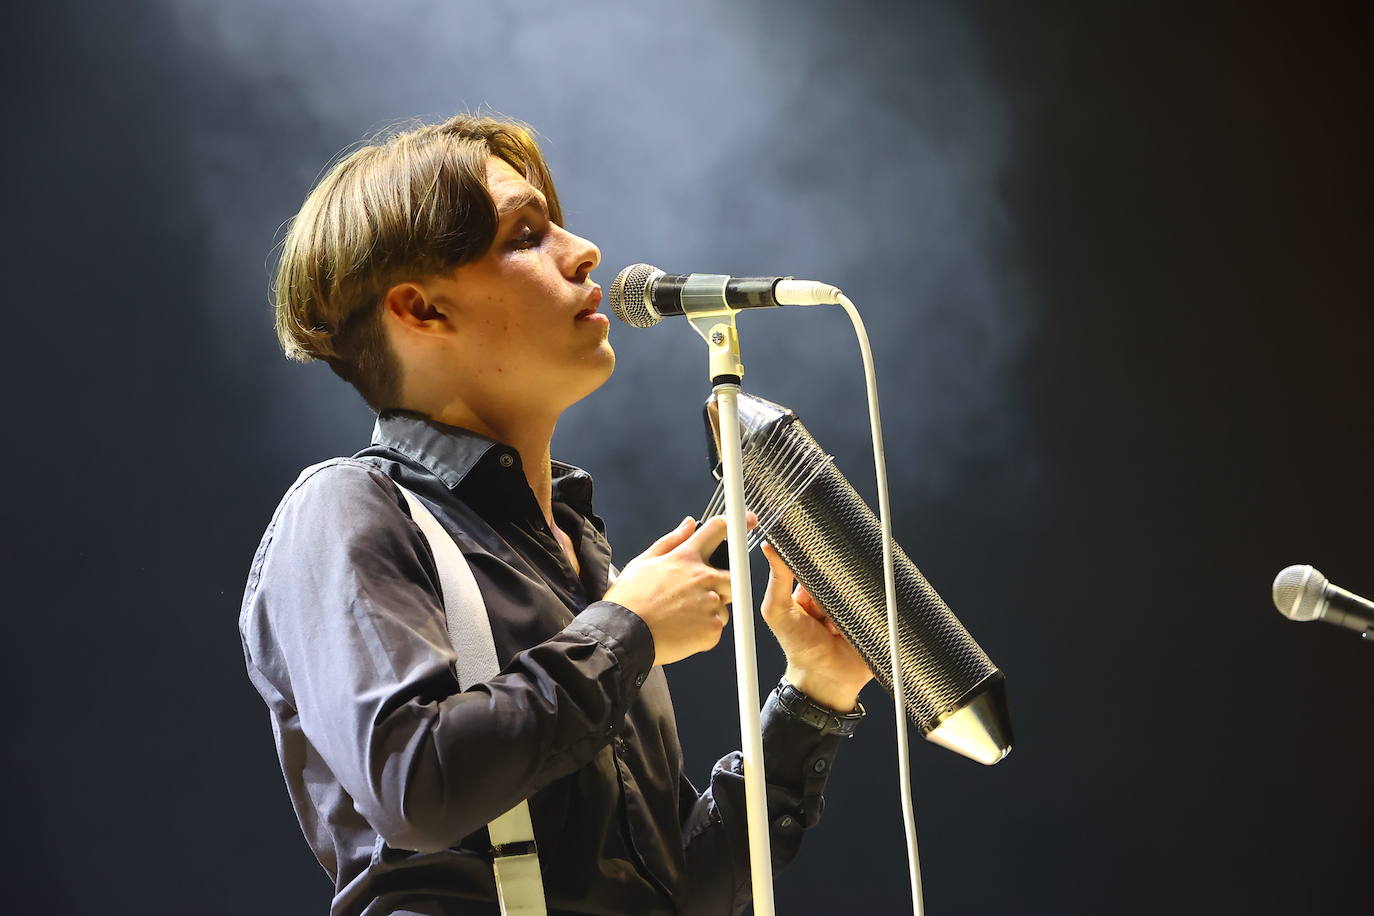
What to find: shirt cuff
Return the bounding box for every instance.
[566,600,655,693]
[757,691,846,833]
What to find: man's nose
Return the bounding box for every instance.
[563,229,601,284]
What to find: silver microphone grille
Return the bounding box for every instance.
[1272,564,1327,621]
[609,263,663,328]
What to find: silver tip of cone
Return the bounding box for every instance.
[924,675,1013,765]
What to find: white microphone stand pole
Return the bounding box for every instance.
[681,275,775,916]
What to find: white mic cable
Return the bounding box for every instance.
[838,292,924,916]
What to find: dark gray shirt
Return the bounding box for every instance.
[239,409,849,915]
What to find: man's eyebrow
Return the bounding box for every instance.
[497,186,549,217]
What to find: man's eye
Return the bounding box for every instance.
[512,225,540,249]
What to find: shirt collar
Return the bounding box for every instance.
[371,409,505,490]
[370,408,598,517]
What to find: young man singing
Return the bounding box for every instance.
[240,113,873,915]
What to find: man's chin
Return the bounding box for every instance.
[565,346,616,405]
[590,345,616,388]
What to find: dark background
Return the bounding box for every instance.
[7,1,1372,913]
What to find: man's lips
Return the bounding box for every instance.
[575,286,604,320]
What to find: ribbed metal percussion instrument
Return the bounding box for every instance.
[702,391,1013,764]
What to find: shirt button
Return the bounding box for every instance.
[812,758,828,774]
[775,815,796,830]
[498,453,515,468]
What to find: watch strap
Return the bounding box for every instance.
[774,679,865,738]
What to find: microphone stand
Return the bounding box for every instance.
[680,275,775,916]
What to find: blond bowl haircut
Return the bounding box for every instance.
[272,114,565,412]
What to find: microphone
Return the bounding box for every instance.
[1272,565,1374,639]
[609,263,843,328]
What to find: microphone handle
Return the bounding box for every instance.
[650,274,785,315]
[1324,584,1374,637]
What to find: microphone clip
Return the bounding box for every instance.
[679,273,746,384]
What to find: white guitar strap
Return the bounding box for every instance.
[395,485,547,916]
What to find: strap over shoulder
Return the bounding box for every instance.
[394,485,500,691]
[391,482,548,916]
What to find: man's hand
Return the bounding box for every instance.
[605,517,734,667]
[761,542,874,713]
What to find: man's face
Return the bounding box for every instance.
[427,156,613,414]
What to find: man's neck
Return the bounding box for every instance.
[425,401,560,530]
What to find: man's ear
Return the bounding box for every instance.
[382,281,448,332]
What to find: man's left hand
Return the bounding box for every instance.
[760,542,874,713]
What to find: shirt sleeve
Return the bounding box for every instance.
[239,461,655,855]
[676,688,853,915]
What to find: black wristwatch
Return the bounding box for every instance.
[774,679,865,738]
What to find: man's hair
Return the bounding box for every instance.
[272,113,564,411]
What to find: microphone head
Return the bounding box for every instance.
[1272,564,1328,621]
[608,263,664,328]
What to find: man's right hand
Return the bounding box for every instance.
[604,516,733,666]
